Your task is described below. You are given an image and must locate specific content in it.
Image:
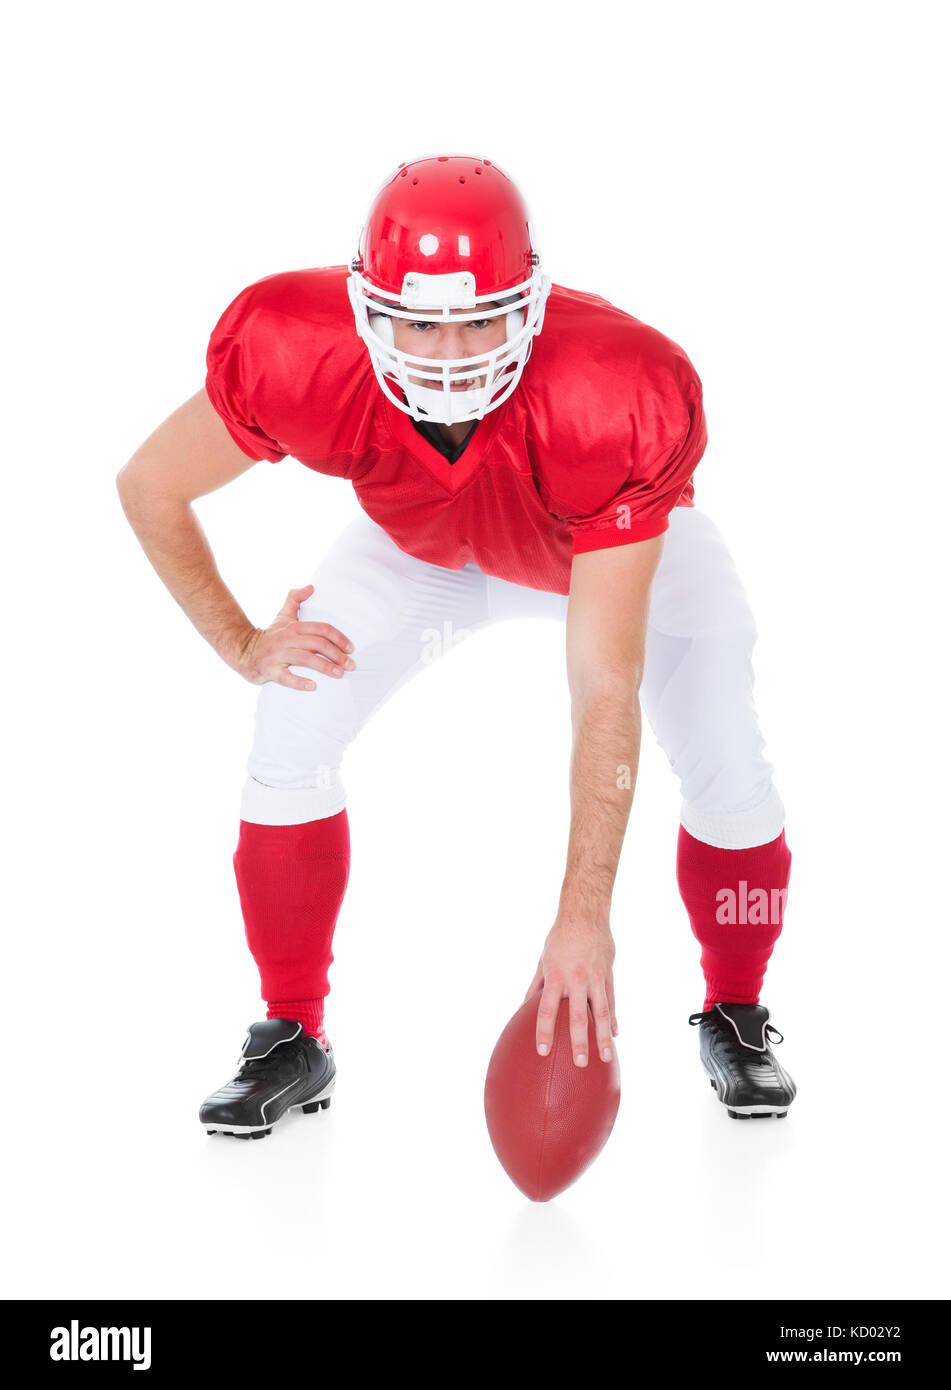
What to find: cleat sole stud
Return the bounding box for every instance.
[302,1096,332,1114]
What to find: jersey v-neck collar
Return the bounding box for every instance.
[409,414,478,464]
[383,394,502,495]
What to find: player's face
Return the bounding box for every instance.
[391,304,508,395]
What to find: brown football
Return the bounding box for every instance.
[484,996,621,1201]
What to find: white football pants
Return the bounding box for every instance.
[239,506,785,850]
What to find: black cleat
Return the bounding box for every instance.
[688,1003,795,1119]
[200,1019,336,1139]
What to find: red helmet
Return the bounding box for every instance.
[348,155,551,425]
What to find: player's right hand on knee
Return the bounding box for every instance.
[234,585,355,691]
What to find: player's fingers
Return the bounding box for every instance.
[606,972,619,1037]
[569,985,590,1067]
[535,982,563,1056]
[284,645,353,676]
[279,585,315,619]
[304,634,355,668]
[290,630,354,666]
[590,986,613,1062]
[273,669,319,692]
[295,620,355,654]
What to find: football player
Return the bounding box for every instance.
[117,154,795,1138]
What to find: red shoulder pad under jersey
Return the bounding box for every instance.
[520,285,707,552]
[204,267,372,465]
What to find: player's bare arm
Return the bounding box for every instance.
[116,388,355,689]
[525,535,665,1067]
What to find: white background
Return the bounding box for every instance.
[3,0,949,1301]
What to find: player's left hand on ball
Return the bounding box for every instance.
[523,921,618,1067]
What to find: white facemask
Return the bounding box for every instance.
[348,268,551,426]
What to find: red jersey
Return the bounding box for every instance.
[204,267,706,595]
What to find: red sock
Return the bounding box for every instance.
[266,997,327,1047]
[676,824,791,1012]
[233,811,350,1048]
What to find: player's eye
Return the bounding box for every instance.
[408,316,491,330]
